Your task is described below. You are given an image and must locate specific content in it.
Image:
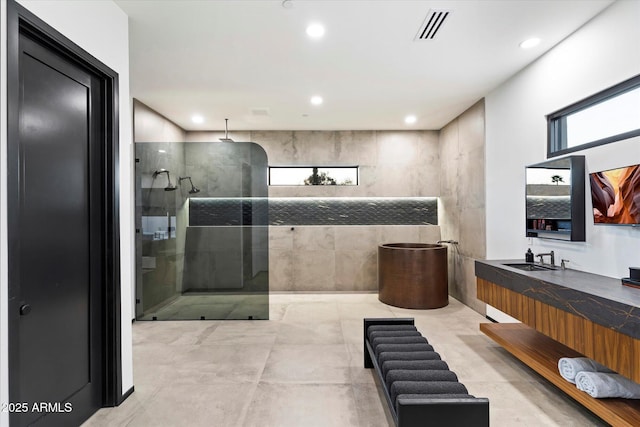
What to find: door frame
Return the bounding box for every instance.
[6,0,123,410]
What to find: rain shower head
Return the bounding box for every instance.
[219,118,234,143]
[179,176,200,194]
[153,170,177,191]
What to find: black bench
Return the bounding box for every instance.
[364,318,490,427]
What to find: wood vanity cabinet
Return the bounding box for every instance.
[476,277,640,426]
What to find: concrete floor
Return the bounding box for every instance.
[84,293,605,426]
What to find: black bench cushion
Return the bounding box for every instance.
[368,330,422,340]
[396,393,475,401]
[367,325,417,341]
[381,359,448,377]
[390,381,469,406]
[385,369,458,390]
[372,336,428,350]
[375,343,435,358]
[379,351,441,371]
[395,394,477,416]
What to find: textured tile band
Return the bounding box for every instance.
[189,197,438,226]
[526,196,571,219]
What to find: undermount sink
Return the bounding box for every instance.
[503,263,558,271]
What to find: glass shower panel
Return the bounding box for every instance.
[135,141,269,320]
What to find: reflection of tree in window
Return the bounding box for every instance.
[304,167,337,185]
[551,175,564,185]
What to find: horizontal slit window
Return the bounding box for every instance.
[269,166,358,186]
[547,74,640,157]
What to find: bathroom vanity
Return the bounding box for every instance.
[475,260,640,426]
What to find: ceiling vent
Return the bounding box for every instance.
[251,108,270,116]
[415,9,450,41]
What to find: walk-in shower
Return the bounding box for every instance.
[135,141,269,320]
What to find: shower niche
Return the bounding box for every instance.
[135,141,269,320]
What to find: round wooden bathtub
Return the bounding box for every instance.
[378,243,448,309]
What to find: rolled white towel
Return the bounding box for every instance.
[575,372,640,399]
[557,357,613,384]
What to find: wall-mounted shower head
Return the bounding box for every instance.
[179,176,200,194]
[153,170,177,191]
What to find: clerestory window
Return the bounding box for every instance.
[547,74,640,157]
[268,166,359,186]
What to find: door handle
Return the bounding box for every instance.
[19,304,31,316]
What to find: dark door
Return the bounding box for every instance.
[10,31,104,427]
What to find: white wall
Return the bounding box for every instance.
[0,2,134,423]
[485,0,640,279]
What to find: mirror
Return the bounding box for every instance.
[526,156,585,241]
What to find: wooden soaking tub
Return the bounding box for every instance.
[378,243,448,309]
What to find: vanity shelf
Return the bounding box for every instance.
[481,323,640,427]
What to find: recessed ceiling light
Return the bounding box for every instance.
[310,96,323,106]
[191,115,204,124]
[404,115,417,125]
[519,37,541,49]
[306,23,325,39]
[158,149,166,153]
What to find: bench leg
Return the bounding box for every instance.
[365,343,374,368]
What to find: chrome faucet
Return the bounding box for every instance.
[436,240,459,245]
[561,259,570,270]
[536,250,555,266]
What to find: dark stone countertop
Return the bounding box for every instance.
[475,259,640,340]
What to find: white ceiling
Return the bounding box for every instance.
[115,0,614,131]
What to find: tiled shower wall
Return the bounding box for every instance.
[188,196,440,291]
[189,198,438,226]
[187,130,441,197]
[186,129,444,292]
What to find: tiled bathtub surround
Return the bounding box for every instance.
[269,225,442,292]
[189,197,438,226]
